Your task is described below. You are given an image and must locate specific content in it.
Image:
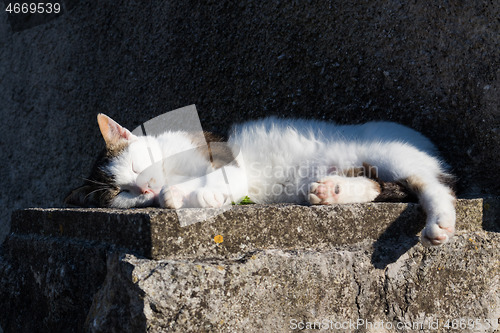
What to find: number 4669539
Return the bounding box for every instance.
[5,3,61,14]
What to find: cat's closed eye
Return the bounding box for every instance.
[131,162,140,174]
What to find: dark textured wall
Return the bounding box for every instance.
[0,0,498,242]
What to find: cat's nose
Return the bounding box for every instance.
[142,188,154,195]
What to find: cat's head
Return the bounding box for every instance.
[65,114,161,208]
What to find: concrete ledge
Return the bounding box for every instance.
[1,198,498,332]
[11,199,487,260]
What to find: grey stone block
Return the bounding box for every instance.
[10,199,485,260]
[1,199,498,332]
[86,234,500,332]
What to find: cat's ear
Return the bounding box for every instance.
[97,114,137,148]
[64,185,94,207]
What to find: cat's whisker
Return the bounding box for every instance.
[84,187,110,200]
[81,178,109,186]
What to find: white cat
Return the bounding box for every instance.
[66,114,456,246]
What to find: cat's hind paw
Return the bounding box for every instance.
[308,178,340,205]
[308,175,380,205]
[421,214,456,246]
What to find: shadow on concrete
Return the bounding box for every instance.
[371,205,425,269]
[1,209,154,332]
[10,208,155,259]
[0,236,110,333]
[84,253,148,332]
[482,197,500,233]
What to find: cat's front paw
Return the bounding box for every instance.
[308,175,380,205]
[421,213,456,246]
[190,188,228,208]
[159,186,186,209]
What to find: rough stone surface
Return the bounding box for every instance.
[0,0,499,245]
[86,232,499,333]
[1,200,498,332]
[10,199,485,260]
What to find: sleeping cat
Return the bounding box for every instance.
[66,114,456,246]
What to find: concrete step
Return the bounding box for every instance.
[8,198,497,260]
[0,198,498,332]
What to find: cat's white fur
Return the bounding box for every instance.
[99,115,456,246]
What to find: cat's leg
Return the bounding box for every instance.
[364,143,456,246]
[159,183,229,209]
[308,171,456,245]
[403,174,456,246]
[308,175,381,204]
[159,186,228,209]
[159,185,187,209]
[159,165,247,208]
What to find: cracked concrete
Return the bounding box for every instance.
[0,199,498,332]
[86,232,499,332]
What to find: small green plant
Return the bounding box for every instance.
[232,196,254,205]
